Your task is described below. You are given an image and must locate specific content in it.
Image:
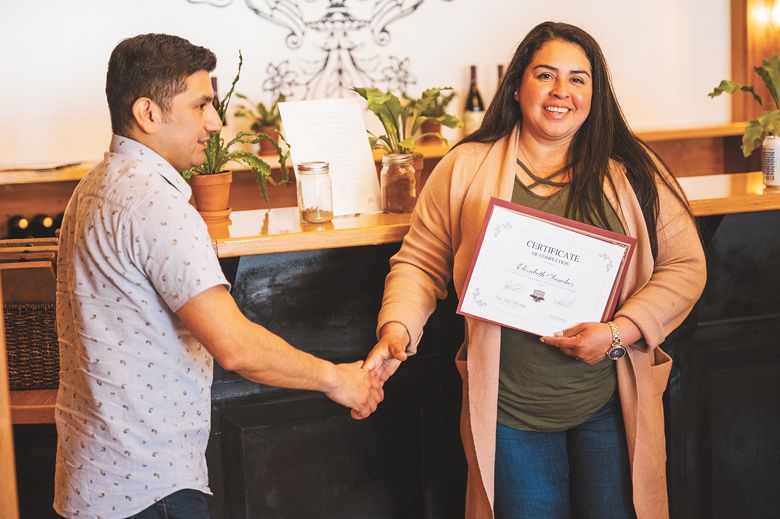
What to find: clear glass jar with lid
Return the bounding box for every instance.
[380,153,416,213]
[296,161,334,223]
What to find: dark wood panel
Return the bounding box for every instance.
[694,318,780,519]
[696,211,780,323]
[0,181,77,238]
[646,136,759,178]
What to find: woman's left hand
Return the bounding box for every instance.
[539,322,613,365]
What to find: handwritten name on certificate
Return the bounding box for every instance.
[457,198,636,336]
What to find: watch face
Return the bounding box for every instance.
[608,347,626,360]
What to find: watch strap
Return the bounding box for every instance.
[606,321,626,360]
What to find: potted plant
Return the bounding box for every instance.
[183,52,290,219]
[352,86,462,211]
[708,54,780,161]
[353,86,462,155]
[404,87,461,145]
[233,92,286,156]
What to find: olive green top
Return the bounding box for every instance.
[497,176,625,432]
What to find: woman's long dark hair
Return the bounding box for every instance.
[459,21,693,258]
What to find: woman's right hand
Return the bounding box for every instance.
[363,322,410,383]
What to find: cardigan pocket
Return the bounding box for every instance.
[650,346,673,395]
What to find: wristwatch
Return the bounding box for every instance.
[606,321,626,360]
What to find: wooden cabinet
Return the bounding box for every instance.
[665,210,780,519]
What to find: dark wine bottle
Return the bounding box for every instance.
[7,215,31,239]
[497,64,505,85]
[463,65,485,136]
[31,213,56,237]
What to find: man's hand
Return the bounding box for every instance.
[325,361,384,420]
[539,322,612,365]
[363,322,410,384]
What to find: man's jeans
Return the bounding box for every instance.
[494,392,636,519]
[127,489,210,519]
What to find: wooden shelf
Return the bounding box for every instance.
[9,389,56,424]
[0,142,455,187]
[0,162,96,185]
[635,122,747,142]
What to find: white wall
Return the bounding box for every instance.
[0,0,731,165]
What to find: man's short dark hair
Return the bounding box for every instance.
[106,33,217,135]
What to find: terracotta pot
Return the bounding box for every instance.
[257,125,280,156]
[189,171,232,216]
[418,120,442,145]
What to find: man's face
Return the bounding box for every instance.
[154,70,221,172]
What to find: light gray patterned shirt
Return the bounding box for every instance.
[54,135,228,518]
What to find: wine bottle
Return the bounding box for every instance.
[7,215,31,239]
[31,213,56,237]
[463,65,485,136]
[497,64,505,85]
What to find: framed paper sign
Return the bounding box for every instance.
[457,198,636,336]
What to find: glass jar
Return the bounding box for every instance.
[296,161,334,223]
[380,153,416,213]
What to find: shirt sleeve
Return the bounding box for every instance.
[126,191,229,313]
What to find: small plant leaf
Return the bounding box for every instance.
[742,119,766,157]
[757,55,780,109]
[708,80,764,107]
[742,109,780,157]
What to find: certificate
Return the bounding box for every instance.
[457,198,636,336]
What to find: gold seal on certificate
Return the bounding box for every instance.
[457,198,636,336]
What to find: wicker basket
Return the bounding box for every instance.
[4,302,59,390]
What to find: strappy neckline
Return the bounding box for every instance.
[516,158,571,188]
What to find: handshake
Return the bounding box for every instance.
[326,322,410,420]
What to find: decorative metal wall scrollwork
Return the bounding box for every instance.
[187,0,453,99]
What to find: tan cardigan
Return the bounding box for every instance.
[377,127,706,519]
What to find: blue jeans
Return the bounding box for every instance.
[126,489,210,519]
[494,392,636,519]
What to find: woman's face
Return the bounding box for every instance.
[516,39,592,144]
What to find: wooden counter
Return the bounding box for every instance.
[208,171,780,257]
[7,171,779,424]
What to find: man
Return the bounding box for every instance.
[53,33,383,519]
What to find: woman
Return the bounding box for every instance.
[364,21,705,519]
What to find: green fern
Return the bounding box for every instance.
[352,86,462,155]
[709,55,780,156]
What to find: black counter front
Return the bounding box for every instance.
[207,244,466,518]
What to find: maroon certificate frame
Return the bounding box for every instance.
[456,197,637,336]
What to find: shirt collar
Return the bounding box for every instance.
[107,134,192,199]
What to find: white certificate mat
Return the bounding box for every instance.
[279,99,381,216]
[457,198,636,336]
